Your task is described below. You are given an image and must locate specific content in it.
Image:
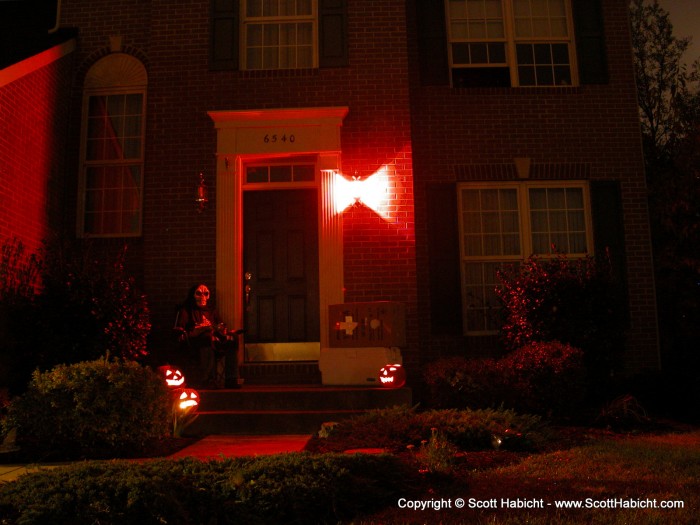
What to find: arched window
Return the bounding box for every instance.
[78,53,146,237]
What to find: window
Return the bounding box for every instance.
[242,0,317,70]
[246,163,316,183]
[446,0,576,87]
[458,182,591,333]
[78,54,147,237]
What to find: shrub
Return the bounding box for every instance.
[424,342,586,416]
[0,454,415,524]
[501,341,587,416]
[0,238,151,394]
[496,254,625,384]
[308,405,546,453]
[4,358,171,458]
[0,239,43,394]
[423,356,506,409]
[34,239,151,366]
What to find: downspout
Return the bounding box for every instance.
[48,0,62,34]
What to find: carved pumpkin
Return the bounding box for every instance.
[176,388,200,411]
[379,363,406,388]
[158,365,186,388]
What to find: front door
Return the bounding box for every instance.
[243,189,320,358]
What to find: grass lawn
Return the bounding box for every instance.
[358,428,700,524]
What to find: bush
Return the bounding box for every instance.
[34,239,151,366]
[307,405,546,453]
[0,239,43,394]
[0,454,415,524]
[424,342,586,416]
[4,358,170,458]
[496,254,625,384]
[0,238,151,394]
[423,356,505,409]
[501,341,586,416]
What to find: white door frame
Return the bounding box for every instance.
[208,107,349,352]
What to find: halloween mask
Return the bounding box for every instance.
[194,285,210,308]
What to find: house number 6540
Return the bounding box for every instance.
[264,133,295,143]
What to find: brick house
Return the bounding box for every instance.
[1,0,659,385]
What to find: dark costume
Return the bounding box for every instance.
[176,287,240,389]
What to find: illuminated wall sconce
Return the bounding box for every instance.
[196,172,209,213]
[334,168,389,217]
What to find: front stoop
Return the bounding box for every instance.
[240,361,321,384]
[181,385,412,436]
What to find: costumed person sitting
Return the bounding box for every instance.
[176,283,241,389]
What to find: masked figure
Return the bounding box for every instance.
[176,284,241,389]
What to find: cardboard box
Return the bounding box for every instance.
[329,302,406,348]
[319,347,403,385]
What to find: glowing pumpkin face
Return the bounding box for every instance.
[177,388,200,411]
[158,365,186,388]
[379,364,406,388]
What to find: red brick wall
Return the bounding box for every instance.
[0,44,75,256]
[57,0,658,376]
[59,1,419,358]
[408,0,659,374]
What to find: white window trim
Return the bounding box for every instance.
[445,0,579,87]
[240,0,319,71]
[457,180,593,335]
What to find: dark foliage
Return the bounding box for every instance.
[496,254,625,387]
[0,238,150,394]
[3,358,171,459]
[424,342,586,417]
[0,454,415,525]
[307,405,546,454]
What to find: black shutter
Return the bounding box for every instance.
[572,0,608,84]
[416,0,450,86]
[590,180,629,323]
[426,184,462,334]
[319,0,348,68]
[210,0,239,71]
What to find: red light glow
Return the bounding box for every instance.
[334,166,391,219]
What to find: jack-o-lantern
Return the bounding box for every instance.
[378,363,406,388]
[176,388,200,411]
[158,365,186,388]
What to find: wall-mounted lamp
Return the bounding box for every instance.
[334,168,390,219]
[196,172,209,213]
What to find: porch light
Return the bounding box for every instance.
[196,172,209,213]
[334,168,390,216]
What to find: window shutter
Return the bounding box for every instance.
[416,0,450,86]
[426,184,462,334]
[319,0,348,68]
[572,0,608,84]
[210,0,239,70]
[590,180,629,323]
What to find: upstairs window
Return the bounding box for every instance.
[78,54,147,237]
[446,0,576,87]
[242,0,317,70]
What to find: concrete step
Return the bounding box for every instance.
[240,361,321,385]
[181,385,412,436]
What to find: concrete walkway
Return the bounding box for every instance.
[0,434,312,483]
